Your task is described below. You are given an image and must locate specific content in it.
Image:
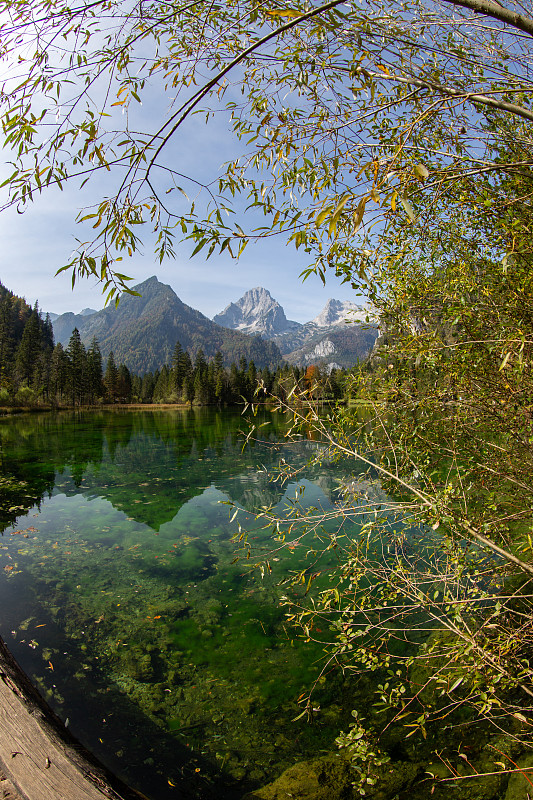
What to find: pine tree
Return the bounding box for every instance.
[104,351,119,403]
[194,348,208,379]
[193,365,210,405]
[0,292,15,388]
[179,351,193,402]
[50,343,69,402]
[131,374,142,401]
[117,364,132,403]
[153,364,170,402]
[87,337,104,402]
[140,372,155,403]
[246,359,257,398]
[213,351,226,403]
[42,313,55,351]
[66,328,88,405]
[171,341,184,392]
[14,310,42,387]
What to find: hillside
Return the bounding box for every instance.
[280,325,378,369]
[52,277,282,373]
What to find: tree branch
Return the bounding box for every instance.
[443,0,533,38]
[355,67,533,123]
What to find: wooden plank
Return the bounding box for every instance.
[0,636,147,800]
[0,770,22,800]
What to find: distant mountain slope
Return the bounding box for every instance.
[213,287,300,337]
[310,298,368,327]
[52,277,282,373]
[214,288,377,368]
[281,325,378,369]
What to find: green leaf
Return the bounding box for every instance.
[400,197,416,223]
[414,164,429,180]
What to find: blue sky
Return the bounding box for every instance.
[0,196,361,322]
[0,73,362,323]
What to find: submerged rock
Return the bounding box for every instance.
[242,752,422,800]
[504,753,533,800]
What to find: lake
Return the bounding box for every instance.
[0,407,386,799]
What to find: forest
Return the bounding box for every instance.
[0,282,347,407]
[2,0,533,796]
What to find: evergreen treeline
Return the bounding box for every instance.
[130,343,347,405]
[0,282,348,407]
[0,282,55,405]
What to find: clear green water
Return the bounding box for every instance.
[0,408,370,799]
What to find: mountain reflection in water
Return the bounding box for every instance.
[0,408,379,800]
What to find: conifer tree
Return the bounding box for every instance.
[14,309,41,387]
[66,328,87,405]
[140,372,155,403]
[117,364,132,403]
[179,351,193,402]
[87,337,104,402]
[50,343,69,402]
[104,351,119,403]
[171,341,184,392]
[153,364,170,402]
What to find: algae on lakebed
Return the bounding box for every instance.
[0,408,366,798]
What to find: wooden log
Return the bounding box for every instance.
[0,635,148,800]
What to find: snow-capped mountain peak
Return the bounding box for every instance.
[213,287,300,337]
[311,298,368,327]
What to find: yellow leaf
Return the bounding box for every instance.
[353,197,367,230]
[414,163,429,180]
[267,9,301,17]
[94,145,110,171]
[315,206,332,227]
[499,351,512,370]
[332,194,350,218]
[400,197,416,222]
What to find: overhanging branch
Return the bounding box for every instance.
[443,0,533,37]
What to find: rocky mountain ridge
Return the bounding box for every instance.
[213,287,300,337]
[50,279,377,372]
[214,288,377,369]
[51,277,282,373]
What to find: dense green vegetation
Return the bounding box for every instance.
[3,1,533,797]
[0,282,348,408]
[0,282,55,405]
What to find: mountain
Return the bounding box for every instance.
[47,308,95,324]
[214,289,378,369]
[51,277,282,373]
[213,287,300,337]
[274,298,376,365]
[310,298,368,327]
[279,325,379,369]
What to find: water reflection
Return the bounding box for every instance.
[0,409,368,799]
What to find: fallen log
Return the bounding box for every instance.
[0,635,147,800]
